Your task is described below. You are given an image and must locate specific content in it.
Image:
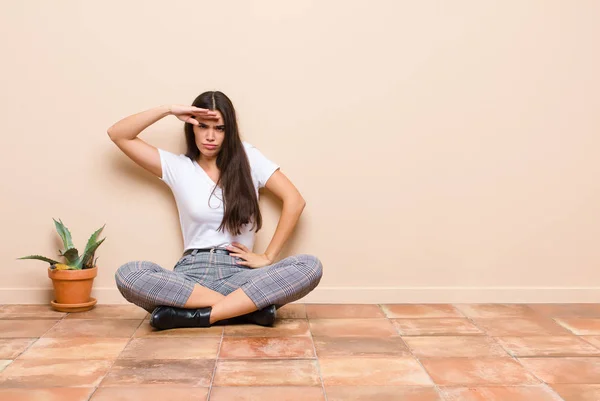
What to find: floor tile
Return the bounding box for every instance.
[214,360,320,386]
[0,388,94,401]
[134,321,223,337]
[314,337,410,358]
[495,336,600,357]
[325,386,441,401]
[210,386,325,400]
[0,359,112,387]
[306,304,385,318]
[277,304,307,319]
[0,339,36,359]
[551,384,600,401]
[403,336,510,358]
[381,304,463,318]
[223,319,310,337]
[439,385,563,401]
[0,305,66,319]
[100,359,215,387]
[3,302,600,395]
[309,319,398,337]
[472,317,572,336]
[420,358,539,385]
[528,304,600,318]
[454,304,538,318]
[42,319,141,338]
[219,337,315,359]
[118,337,220,360]
[391,318,483,336]
[0,320,58,338]
[319,357,432,386]
[65,305,147,320]
[583,336,600,349]
[19,338,129,359]
[90,387,209,400]
[555,318,600,335]
[519,357,600,384]
[0,360,11,372]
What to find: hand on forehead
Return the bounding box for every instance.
[196,110,223,124]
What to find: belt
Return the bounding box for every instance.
[182,247,231,257]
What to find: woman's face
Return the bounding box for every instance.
[193,110,225,157]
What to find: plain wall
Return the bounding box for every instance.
[1,1,599,304]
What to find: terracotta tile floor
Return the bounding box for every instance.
[1,303,600,400]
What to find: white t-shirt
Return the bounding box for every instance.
[158,141,280,252]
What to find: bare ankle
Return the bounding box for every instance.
[183,284,225,308]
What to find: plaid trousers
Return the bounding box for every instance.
[115,250,323,313]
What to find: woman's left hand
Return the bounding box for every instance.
[227,242,272,269]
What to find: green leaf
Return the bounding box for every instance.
[53,218,74,250]
[82,224,106,269]
[82,238,106,268]
[17,255,61,265]
[83,225,105,256]
[67,254,84,270]
[59,247,79,264]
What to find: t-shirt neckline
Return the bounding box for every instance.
[192,159,220,188]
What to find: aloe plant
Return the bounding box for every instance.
[17,219,106,270]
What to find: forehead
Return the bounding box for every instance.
[198,110,224,125]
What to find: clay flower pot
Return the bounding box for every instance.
[48,266,98,312]
[18,218,106,313]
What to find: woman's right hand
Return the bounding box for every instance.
[169,105,219,126]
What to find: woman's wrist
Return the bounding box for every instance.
[160,105,173,116]
[264,252,275,263]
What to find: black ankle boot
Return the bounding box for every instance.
[150,306,212,330]
[244,304,277,326]
[216,305,277,327]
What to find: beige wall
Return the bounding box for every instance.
[1,1,599,304]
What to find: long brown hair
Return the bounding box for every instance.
[183,91,262,236]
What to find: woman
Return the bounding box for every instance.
[108,91,323,330]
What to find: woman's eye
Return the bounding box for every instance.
[217,127,225,131]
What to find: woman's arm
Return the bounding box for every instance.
[228,169,305,267]
[108,105,172,141]
[107,105,217,178]
[262,170,306,261]
[227,170,306,267]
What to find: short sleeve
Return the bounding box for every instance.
[244,142,280,188]
[157,148,189,188]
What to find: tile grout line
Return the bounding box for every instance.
[4,309,69,368]
[206,327,224,400]
[535,314,588,400]
[457,305,567,401]
[85,316,147,401]
[578,334,600,352]
[306,312,329,401]
[0,308,145,400]
[550,314,600,352]
[379,303,443,399]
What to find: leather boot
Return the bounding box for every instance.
[150,306,212,330]
[244,304,277,326]
[216,305,277,327]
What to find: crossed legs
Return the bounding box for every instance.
[115,254,323,325]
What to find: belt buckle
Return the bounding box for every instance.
[209,247,216,264]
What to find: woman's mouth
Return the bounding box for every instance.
[204,144,217,150]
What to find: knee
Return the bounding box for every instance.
[295,254,323,283]
[114,261,141,290]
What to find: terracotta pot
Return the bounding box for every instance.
[48,266,98,312]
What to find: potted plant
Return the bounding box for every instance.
[17,219,106,312]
